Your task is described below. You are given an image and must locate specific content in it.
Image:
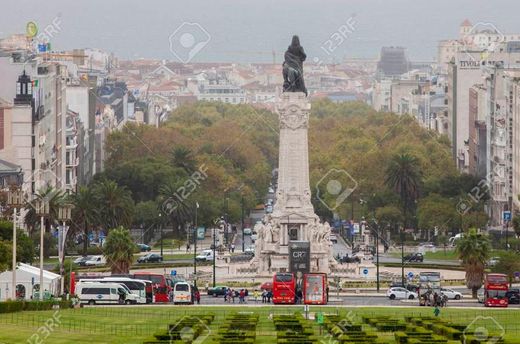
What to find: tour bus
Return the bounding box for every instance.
[272,272,296,304]
[78,277,148,304]
[484,273,509,307]
[418,272,441,306]
[112,272,173,303]
[303,273,328,305]
[173,281,193,304]
[76,282,138,305]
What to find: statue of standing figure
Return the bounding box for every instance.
[283,35,308,96]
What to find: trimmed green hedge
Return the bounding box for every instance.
[0,300,72,313]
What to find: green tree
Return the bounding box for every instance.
[0,240,12,272]
[513,215,520,237]
[171,146,197,174]
[134,201,160,243]
[94,179,134,230]
[492,251,520,287]
[103,227,136,274]
[71,186,98,255]
[24,186,67,235]
[456,229,491,298]
[385,153,422,228]
[159,181,193,235]
[417,194,457,235]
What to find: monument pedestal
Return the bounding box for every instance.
[252,92,336,275]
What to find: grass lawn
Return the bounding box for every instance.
[0,306,519,343]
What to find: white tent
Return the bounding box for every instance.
[0,263,61,301]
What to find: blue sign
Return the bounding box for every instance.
[504,211,512,221]
[362,268,369,275]
[514,271,520,278]
[171,270,177,276]
[407,272,414,279]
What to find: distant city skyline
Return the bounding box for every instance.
[1,0,520,63]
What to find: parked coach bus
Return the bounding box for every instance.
[114,272,173,303]
[272,272,296,304]
[484,273,508,307]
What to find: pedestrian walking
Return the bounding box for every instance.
[186,243,190,252]
[261,290,267,303]
[239,289,245,303]
[195,290,201,304]
[253,290,260,303]
[231,244,235,253]
[267,290,273,303]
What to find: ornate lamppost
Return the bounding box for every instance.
[7,187,24,300]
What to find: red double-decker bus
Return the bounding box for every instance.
[484,273,508,307]
[303,273,327,305]
[272,272,296,304]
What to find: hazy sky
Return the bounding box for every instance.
[1,0,519,63]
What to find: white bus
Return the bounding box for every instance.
[173,282,192,304]
[76,282,138,305]
[78,277,148,304]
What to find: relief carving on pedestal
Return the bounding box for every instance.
[279,104,309,130]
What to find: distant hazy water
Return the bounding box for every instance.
[1,0,519,63]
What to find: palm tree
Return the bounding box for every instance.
[94,179,134,231]
[385,153,421,229]
[103,226,136,274]
[24,186,67,235]
[171,146,197,174]
[71,186,98,255]
[456,229,491,298]
[159,181,192,236]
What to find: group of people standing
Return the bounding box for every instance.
[223,288,248,303]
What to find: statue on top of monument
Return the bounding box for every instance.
[282,35,308,96]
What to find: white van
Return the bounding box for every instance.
[83,255,106,266]
[195,249,214,261]
[78,278,147,304]
[76,282,138,305]
[173,282,192,304]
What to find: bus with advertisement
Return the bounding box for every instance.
[303,273,328,305]
[272,272,296,304]
[484,273,508,307]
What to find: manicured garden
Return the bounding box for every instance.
[0,306,518,343]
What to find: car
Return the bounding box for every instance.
[419,242,436,249]
[404,253,424,262]
[266,205,273,213]
[329,234,338,244]
[195,249,214,261]
[268,187,275,194]
[337,254,360,264]
[390,283,419,293]
[260,281,273,291]
[251,231,258,242]
[245,245,255,255]
[74,255,92,265]
[137,253,163,263]
[506,290,520,304]
[440,288,462,300]
[386,287,418,300]
[477,289,485,303]
[487,257,500,267]
[137,243,151,252]
[83,255,106,267]
[207,286,228,296]
[243,228,252,236]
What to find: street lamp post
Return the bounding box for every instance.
[400,225,405,286]
[241,196,245,252]
[193,202,199,287]
[57,204,73,296]
[7,187,24,300]
[213,222,218,287]
[159,213,163,257]
[35,199,50,301]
